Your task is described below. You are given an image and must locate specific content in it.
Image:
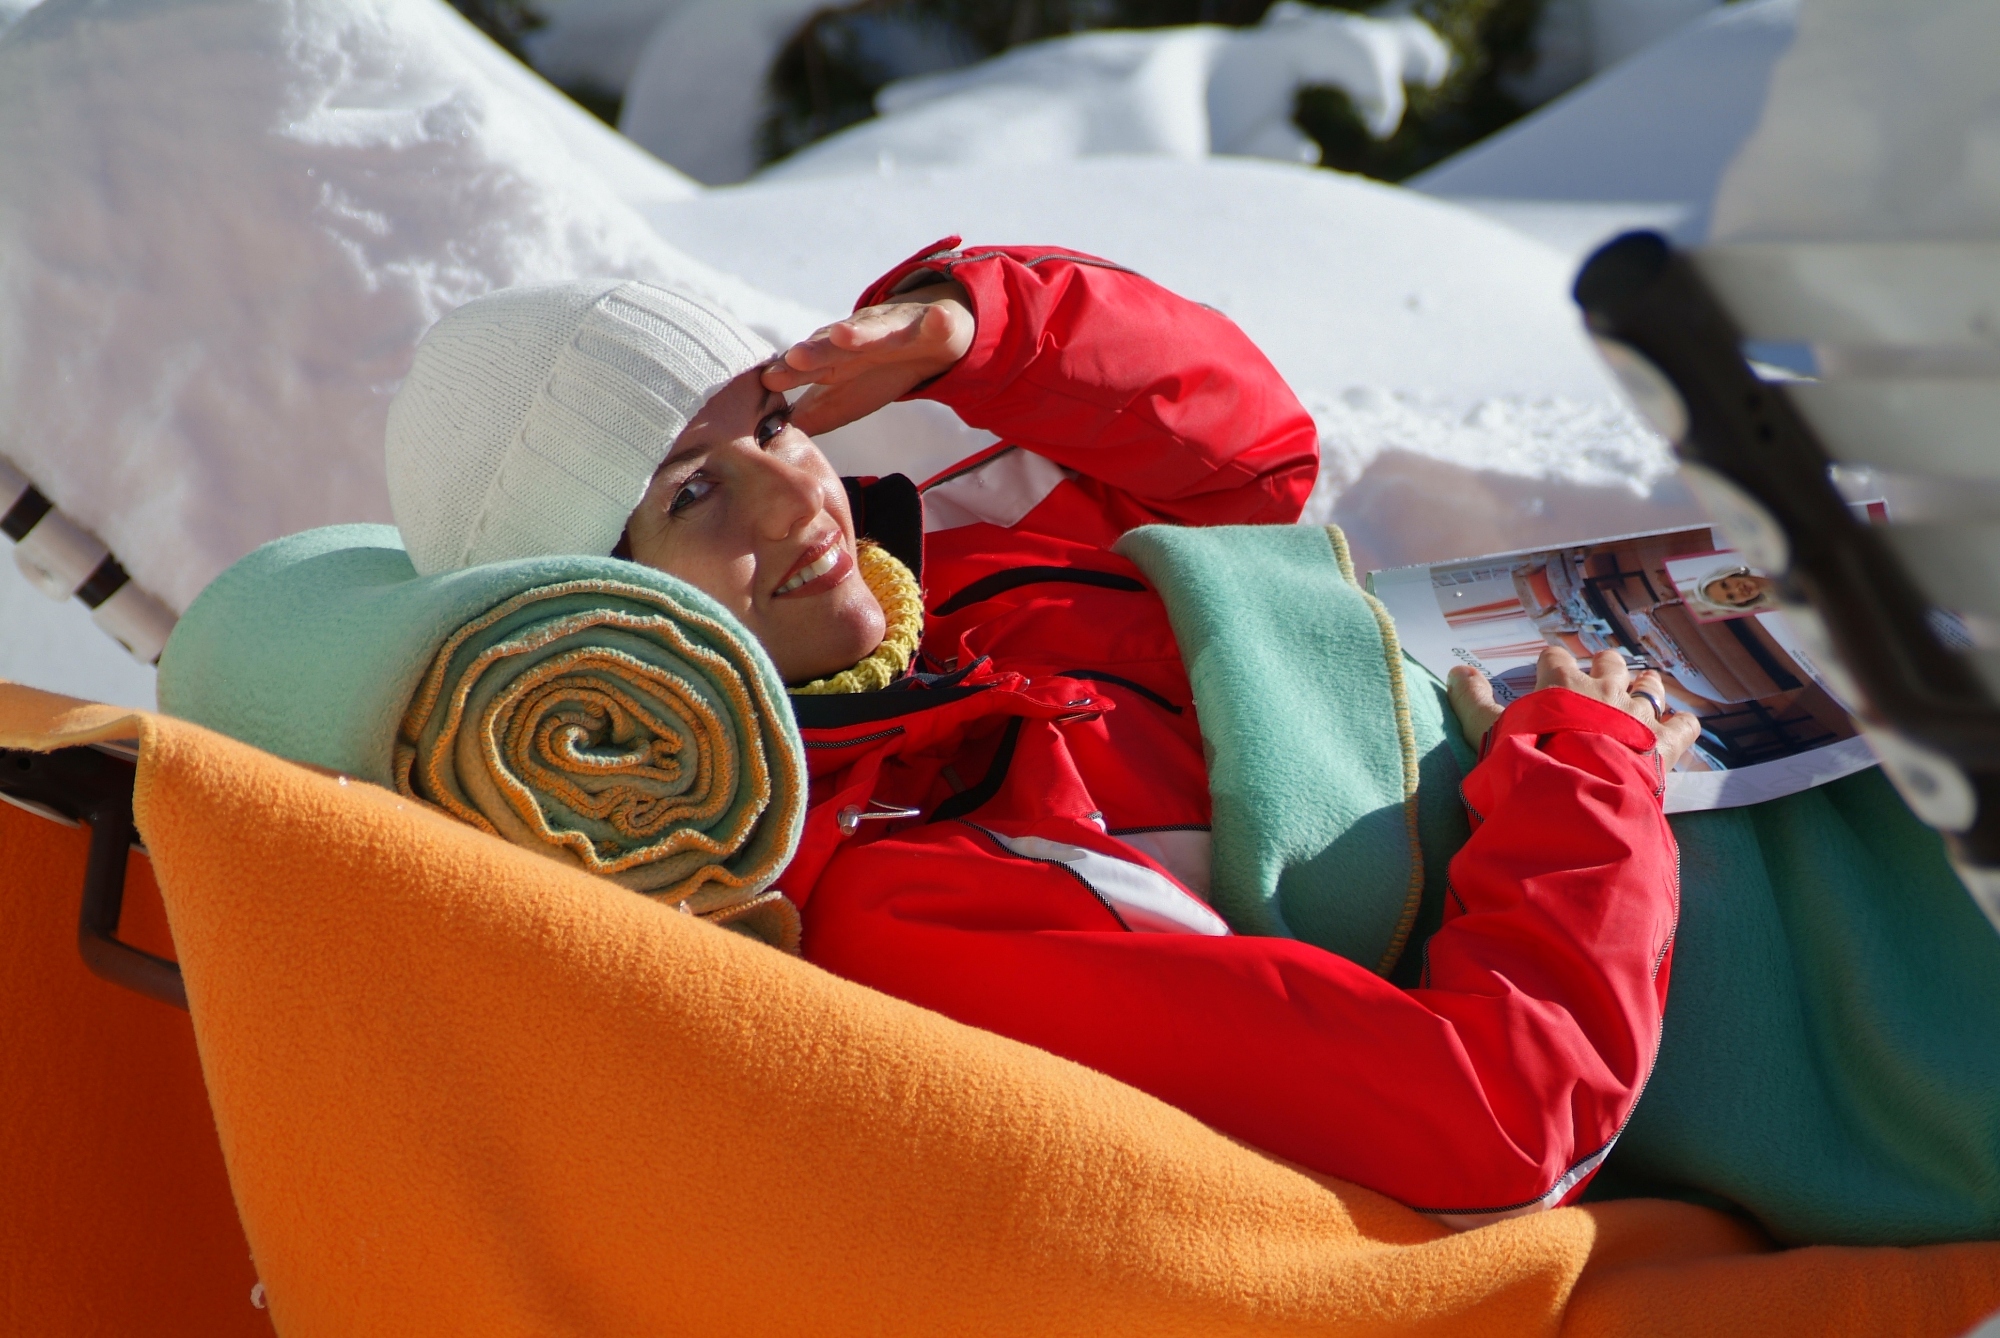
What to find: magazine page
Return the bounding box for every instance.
[1368,523,1879,813]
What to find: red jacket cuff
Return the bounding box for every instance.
[850,234,1012,409]
[853,235,965,310]
[1485,688,1661,757]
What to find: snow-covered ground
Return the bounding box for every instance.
[519,0,683,95]
[1413,0,1799,253]
[1511,0,1727,105]
[0,0,823,704]
[0,0,1819,707]
[653,6,1448,184]
[615,0,828,185]
[653,159,1613,400]
[0,0,810,620]
[1701,0,2000,678]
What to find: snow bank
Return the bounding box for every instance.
[0,0,817,618]
[0,0,1720,699]
[1712,0,2000,242]
[616,0,828,185]
[1413,0,1797,243]
[1580,0,1728,75]
[752,6,1447,182]
[1509,0,1731,107]
[520,0,684,95]
[645,157,1699,573]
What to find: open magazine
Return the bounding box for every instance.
[1367,520,1882,813]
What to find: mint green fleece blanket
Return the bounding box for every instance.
[157,525,806,923]
[1115,523,1471,973]
[1120,522,2000,1246]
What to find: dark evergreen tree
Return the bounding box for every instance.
[1296,0,1542,180]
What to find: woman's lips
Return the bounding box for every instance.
[773,533,852,599]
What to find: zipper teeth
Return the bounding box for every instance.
[1599,785,1680,1148]
[1419,756,1679,1218]
[1653,831,1681,979]
[1602,1003,1668,1166]
[803,726,905,750]
[1610,832,1680,1168]
[1560,764,1682,1170]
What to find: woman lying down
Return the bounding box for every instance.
[382,238,1702,1228]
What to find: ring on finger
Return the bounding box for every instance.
[1632,689,1669,719]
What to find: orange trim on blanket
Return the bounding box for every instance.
[391,580,800,914]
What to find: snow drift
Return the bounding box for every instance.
[615,0,829,186]
[1412,0,1798,242]
[743,5,1448,182]
[0,0,1725,703]
[520,0,685,96]
[0,0,814,617]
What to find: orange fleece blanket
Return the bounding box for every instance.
[4,681,1998,1337]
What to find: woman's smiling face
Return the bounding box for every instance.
[1704,572,1771,608]
[624,366,885,684]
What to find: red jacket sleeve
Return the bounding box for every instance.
[855,238,1320,527]
[803,689,1678,1222]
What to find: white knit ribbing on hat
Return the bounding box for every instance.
[386,280,775,576]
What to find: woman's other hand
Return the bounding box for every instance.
[1447,648,1702,769]
[761,280,974,437]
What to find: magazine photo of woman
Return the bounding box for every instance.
[1415,529,1858,777]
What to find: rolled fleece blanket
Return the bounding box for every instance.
[158,525,805,945]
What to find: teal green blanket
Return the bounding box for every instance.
[1115,523,1471,972]
[1121,522,2000,1246]
[157,525,806,930]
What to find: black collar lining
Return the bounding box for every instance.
[788,659,995,731]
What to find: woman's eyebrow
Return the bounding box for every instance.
[657,434,704,471]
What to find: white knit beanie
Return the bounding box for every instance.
[386,280,775,575]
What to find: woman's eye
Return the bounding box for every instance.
[755,408,791,446]
[668,476,716,515]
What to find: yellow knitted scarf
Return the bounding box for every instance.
[787,542,924,696]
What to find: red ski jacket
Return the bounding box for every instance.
[785,238,1680,1226]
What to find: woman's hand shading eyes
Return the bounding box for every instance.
[762,280,974,437]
